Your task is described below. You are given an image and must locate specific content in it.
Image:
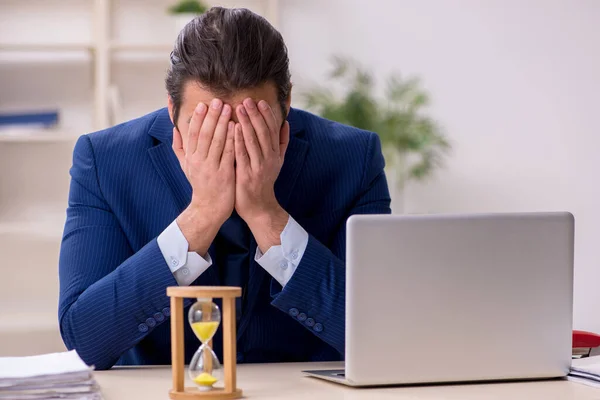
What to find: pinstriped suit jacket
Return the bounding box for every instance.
[58,107,391,370]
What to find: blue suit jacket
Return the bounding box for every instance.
[58,108,391,370]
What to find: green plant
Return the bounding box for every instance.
[303,56,450,188]
[168,0,208,14]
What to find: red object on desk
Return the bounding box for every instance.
[573,330,600,357]
[573,330,600,348]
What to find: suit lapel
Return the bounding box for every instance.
[274,134,310,210]
[148,143,192,213]
[147,109,191,212]
[237,109,310,340]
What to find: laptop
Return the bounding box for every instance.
[305,212,574,387]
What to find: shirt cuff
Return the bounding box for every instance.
[157,219,212,286]
[255,215,309,287]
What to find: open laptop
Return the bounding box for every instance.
[305,212,574,386]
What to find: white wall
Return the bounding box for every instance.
[1,0,599,338]
[282,0,600,333]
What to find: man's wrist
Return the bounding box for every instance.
[246,206,289,253]
[176,206,222,255]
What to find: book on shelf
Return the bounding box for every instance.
[0,110,60,137]
[0,110,59,128]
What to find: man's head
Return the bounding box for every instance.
[165,7,292,142]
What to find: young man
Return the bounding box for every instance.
[58,7,391,370]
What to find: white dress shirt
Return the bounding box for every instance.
[157,216,309,287]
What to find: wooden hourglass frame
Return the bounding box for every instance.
[167,286,243,400]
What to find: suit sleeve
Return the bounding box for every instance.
[58,135,179,370]
[270,132,392,355]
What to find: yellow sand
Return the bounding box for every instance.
[193,372,218,387]
[191,321,219,342]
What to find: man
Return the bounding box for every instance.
[58,7,391,370]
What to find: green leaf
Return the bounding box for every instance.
[330,56,350,79]
[169,0,208,14]
[302,56,451,183]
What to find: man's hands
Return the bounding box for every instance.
[233,99,290,252]
[173,99,235,255]
[172,97,289,255]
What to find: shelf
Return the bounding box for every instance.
[0,221,64,239]
[0,43,93,64]
[0,135,79,143]
[0,314,66,356]
[0,52,91,65]
[110,42,172,63]
[0,0,281,128]
[0,313,60,333]
[109,42,173,63]
[0,129,79,143]
[110,42,173,52]
[0,43,92,52]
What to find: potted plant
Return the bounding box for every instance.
[168,0,209,35]
[303,56,451,213]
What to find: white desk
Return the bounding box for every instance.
[95,362,599,399]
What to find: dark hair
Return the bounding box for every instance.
[166,7,292,127]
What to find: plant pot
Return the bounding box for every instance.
[172,13,198,37]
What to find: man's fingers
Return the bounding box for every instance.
[187,102,207,156]
[279,121,290,159]
[234,123,250,170]
[207,103,231,163]
[198,99,224,159]
[242,98,272,156]
[257,100,279,152]
[236,104,262,168]
[221,121,235,167]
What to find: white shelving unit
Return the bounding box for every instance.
[0,0,279,355]
[0,0,281,134]
[110,42,173,52]
[0,134,79,143]
[0,43,93,51]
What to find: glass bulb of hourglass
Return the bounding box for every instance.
[189,344,223,390]
[188,298,223,390]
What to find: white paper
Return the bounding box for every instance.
[569,371,600,382]
[567,375,600,389]
[0,351,91,380]
[0,351,100,400]
[568,355,600,388]
[571,355,600,375]
[0,372,93,388]
[571,365,600,377]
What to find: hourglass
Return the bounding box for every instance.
[167,287,243,400]
[188,298,222,389]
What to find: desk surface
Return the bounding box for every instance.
[95,362,600,400]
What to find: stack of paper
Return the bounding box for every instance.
[569,355,600,388]
[0,351,101,399]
